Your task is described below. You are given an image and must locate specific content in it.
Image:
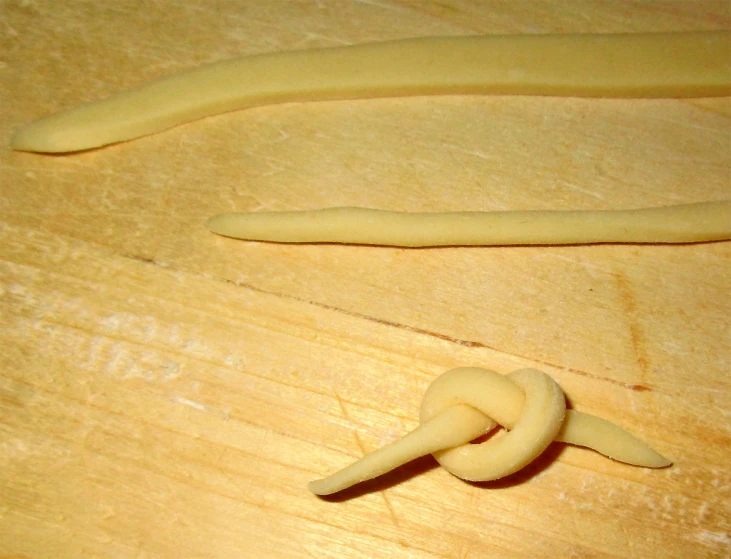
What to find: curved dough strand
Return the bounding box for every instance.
[207,201,731,246]
[309,367,670,496]
[424,369,567,482]
[12,31,731,153]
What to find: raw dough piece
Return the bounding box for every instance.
[309,368,670,496]
[206,201,731,247]
[12,31,731,153]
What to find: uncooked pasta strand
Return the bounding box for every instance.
[12,31,731,153]
[309,368,670,496]
[308,404,492,495]
[206,201,731,247]
[557,410,671,468]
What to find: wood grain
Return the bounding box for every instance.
[2,1,730,558]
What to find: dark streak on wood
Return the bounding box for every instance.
[121,254,659,394]
[614,272,650,382]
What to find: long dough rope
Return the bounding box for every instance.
[11,31,731,153]
[310,367,670,495]
[207,201,731,246]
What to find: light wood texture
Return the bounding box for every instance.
[2,2,729,558]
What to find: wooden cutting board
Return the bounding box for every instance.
[2,2,729,557]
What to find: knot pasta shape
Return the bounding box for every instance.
[309,368,670,495]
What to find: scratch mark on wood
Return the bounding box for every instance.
[174,396,207,412]
[201,266,666,393]
[614,272,650,382]
[561,180,605,200]
[380,490,401,528]
[350,0,401,11]
[337,390,400,526]
[352,430,366,456]
[122,258,662,395]
[334,390,350,420]
[296,540,318,559]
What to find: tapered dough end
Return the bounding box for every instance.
[12,113,99,153]
[11,121,62,153]
[308,478,337,496]
[207,213,270,242]
[308,478,346,496]
[206,214,238,238]
[205,210,355,244]
[559,410,672,468]
[618,447,672,469]
[308,404,494,495]
[308,475,369,496]
[645,452,673,469]
[603,436,672,469]
[11,93,163,153]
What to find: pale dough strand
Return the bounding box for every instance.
[12,31,730,153]
[206,201,731,247]
[309,368,670,496]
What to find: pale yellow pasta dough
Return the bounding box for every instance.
[207,201,731,246]
[309,368,670,496]
[12,31,731,153]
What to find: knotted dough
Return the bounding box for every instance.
[309,368,669,495]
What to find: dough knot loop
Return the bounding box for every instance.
[309,367,670,495]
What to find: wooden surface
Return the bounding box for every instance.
[2,2,730,558]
